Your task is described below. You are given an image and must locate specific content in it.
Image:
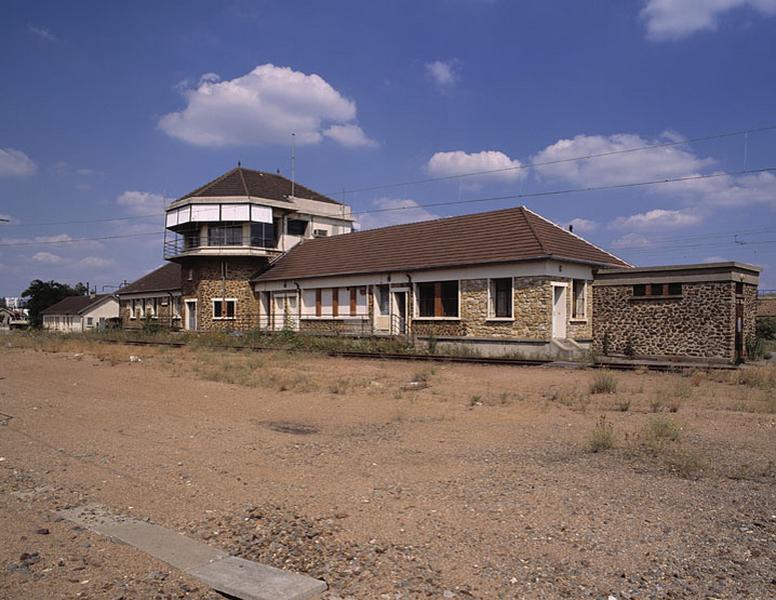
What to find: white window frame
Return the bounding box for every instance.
[413,280,461,320]
[212,297,237,320]
[570,279,588,321]
[487,277,514,321]
[86,316,93,327]
[130,299,136,319]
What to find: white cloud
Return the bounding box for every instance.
[660,170,776,207]
[159,64,371,148]
[117,191,167,215]
[532,132,712,186]
[426,60,459,87]
[357,198,439,230]
[611,233,653,249]
[532,131,776,210]
[78,256,115,269]
[323,124,377,148]
[0,148,37,177]
[27,24,56,41]
[426,150,526,184]
[610,208,703,230]
[568,218,598,233]
[641,0,776,41]
[31,252,65,264]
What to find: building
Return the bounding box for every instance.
[117,166,763,363]
[41,294,119,332]
[3,297,26,310]
[593,262,760,363]
[162,166,353,331]
[253,206,630,357]
[117,263,182,329]
[0,306,29,330]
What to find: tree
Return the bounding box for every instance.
[21,280,87,327]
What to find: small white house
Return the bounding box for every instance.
[41,294,119,332]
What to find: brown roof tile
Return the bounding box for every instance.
[254,206,629,282]
[180,166,341,205]
[118,263,181,295]
[41,294,115,315]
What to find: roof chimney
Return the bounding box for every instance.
[568,224,573,232]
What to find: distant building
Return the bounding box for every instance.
[3,297,26,310]
[117,263,182,329]
[0,307,29,330]
[41,294,119,332]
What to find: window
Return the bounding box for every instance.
[313,228,328,238]
[572,280,586,319]
[173,297,181,318]
[213,298,236,320]
[152,297,158,318]
[87,317,93,326]
[735,281,744,296]
[250,222,274,247]
[130,299,137,319]
[188,268,194,281]
[208,225,243,246]
[490,278,513,319]
[286,219,308,236]
[633,282,683,298]
[417,281,459,318]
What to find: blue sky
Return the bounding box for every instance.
[2,0,776,295]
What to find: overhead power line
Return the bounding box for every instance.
[0,231,161,248]
[7,123,776,229]
[349,166,776,215]
[325,123,776,196]
[2,166,775,249]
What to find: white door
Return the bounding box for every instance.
[272,293,300,331]
[272,294,285,330]
[392,291,408,335]
[552,286,567,339]
[185,300,197,331]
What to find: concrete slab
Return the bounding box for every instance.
[190,556,328,600]
[60,505,327,600]
[60,505,225,571]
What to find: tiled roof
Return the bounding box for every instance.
[179,166,341,205]
[254,206,629,282]
[41,294,114,316]
[118,263,181,295]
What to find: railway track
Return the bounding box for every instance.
[92,337,737,371]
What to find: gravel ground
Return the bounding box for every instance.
[0,343,774,599]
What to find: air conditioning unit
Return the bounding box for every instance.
[313,229,328,238]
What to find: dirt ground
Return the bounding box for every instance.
[0,340,774,599]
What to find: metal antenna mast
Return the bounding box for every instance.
[291,132,296,199]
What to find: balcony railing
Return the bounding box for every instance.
[163,229,277,259]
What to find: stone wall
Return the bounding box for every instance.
[592,281,748,362]
[298,318,373,335]
[742,283,758,358]
[182,258,267,331]
[120,297,180,330]
[409,276,591,341]
[758,294,776,317]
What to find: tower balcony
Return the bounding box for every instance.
[163,223,281,260]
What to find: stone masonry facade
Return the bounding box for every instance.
[182,257,266,332]
[120,297,180,330]
[593,281,758,362]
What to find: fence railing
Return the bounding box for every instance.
[163,232,276,259]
